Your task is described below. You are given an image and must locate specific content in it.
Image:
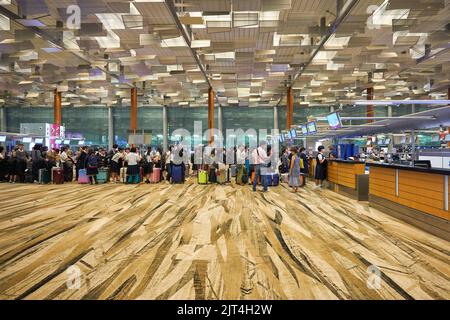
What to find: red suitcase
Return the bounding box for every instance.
[52,167,64,184]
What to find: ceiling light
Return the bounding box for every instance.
[161,36,187,47]
[191,40,211,48]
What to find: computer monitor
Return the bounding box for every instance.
[431,135,439,142]
[384,138,391,145]
[22,137,32,143]
[301,125,308,135]
[290,129,297,139]
[287,131,292,139]
[78,140,85,145]
[413,160,431,169]
[307,121,317,134]
[326,112,342,130]
[35,138,43,144]
[55,139,62,144]
[378,139,384,145]
[445,134,450,142]
[0,136,6,142]
[64,139,71,145]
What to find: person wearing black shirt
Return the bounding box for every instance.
[314,146,327,189]
[299,147,309,187]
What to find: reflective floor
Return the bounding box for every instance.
[0,180,448,300]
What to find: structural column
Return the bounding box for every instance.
[273,106,278,131]
[130,87,138,133]
[367,87,374,123]
[208,87,215,143]
[217,104,223,137]
[286,87,293,130]
[162,105,168,152]
[108,106,114,150]
[0,106,6,132]
[53,89,62,125]
[448,87,450,148]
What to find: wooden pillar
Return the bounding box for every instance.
[130,87,137,133]
[448,87,450,148]
[367,86,374,123]
[208,87,214,144]
[53,89,62,125]
[286,87,293,130]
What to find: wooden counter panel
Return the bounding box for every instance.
[371,189,398,202]
[398,184,444,202]
[398,190,445,211]
[398,175,444,193]
[396,198,449,221]
[370,183,396,196]
[399,170,444,184]
[370,173,396,183]
[370,166,396,176]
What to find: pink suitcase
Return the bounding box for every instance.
[150,168,161,183]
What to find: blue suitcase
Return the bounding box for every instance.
[171,164,183,184]
[266,173,279,186]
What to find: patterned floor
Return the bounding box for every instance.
[0,180,448,300]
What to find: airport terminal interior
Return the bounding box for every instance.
[0,0,449,300]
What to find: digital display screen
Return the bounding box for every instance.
[400,136,406,144]
[326,112,342,130]
[301,125,308,135]
[378,139,384,145]
[0,136,6,142]
[55,139,62,144]
[290,129,297,139]
[78,140,85,145]
[431,135,439,142]
[22,137,32,143]
[307,121,317,134]
[384,138,391,145]
[64,140,71,145]
[35,138,43,144]
[445,134,450,142]
[287,131,292,139]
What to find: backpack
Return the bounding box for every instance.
[87,155,98,168]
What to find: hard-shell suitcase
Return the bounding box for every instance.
[120,167,127,183]
[96,168,109,184]
[230,165,237,177]
[216,169,227,184]
[267,173,279,186]
[78,169,90,184]
[39,168,51,184]
[150,167,161,183]
[281,173,289,183]
[171,164,183,183]
[52,167,64,184]
[208,168,217,183]
[198,170,208,184]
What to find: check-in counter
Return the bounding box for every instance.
[368,163,449,241]
[327,160,368,200]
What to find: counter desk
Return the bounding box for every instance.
[327,160,368,200]
[367,163,449,241]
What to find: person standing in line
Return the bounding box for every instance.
[110,148,124,183]
[236,145,246,185]
[314,145,327,189]
[299,147,309,187]
[0,146,7,182]
[289,147,301,193]
[66,149,75,182]
[60,146,70,181]
[31,144,44,183]
[252,141,269,193]
[76,146,87,180]
[86,148,99,185]
[164,146,173,182]
[106,144,118,165]
[143,147,154,184]
[125,147,141,184]
[12,144,29,183]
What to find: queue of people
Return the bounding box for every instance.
[0,142,332,190]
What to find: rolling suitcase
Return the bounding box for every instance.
[150,167,161,183]
[216,169,227,184]
[39,169,51,184]
[198,170,208,184]
[120,167,127,183]
[230,165,237,177]
[96,168,109,184]
[52,167,64,184]
[78,169,89,184]
[267,173,279,186]
[208,168,217,183]
[281,173,289,183]
[171,164,183,184]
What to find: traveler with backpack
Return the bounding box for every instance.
[86,148,99,184]
[125,147,141,184]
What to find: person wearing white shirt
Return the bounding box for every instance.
[236,145,246,185]
[125,147,141,184]
[251,141,269,192]
[59,146,70,182]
